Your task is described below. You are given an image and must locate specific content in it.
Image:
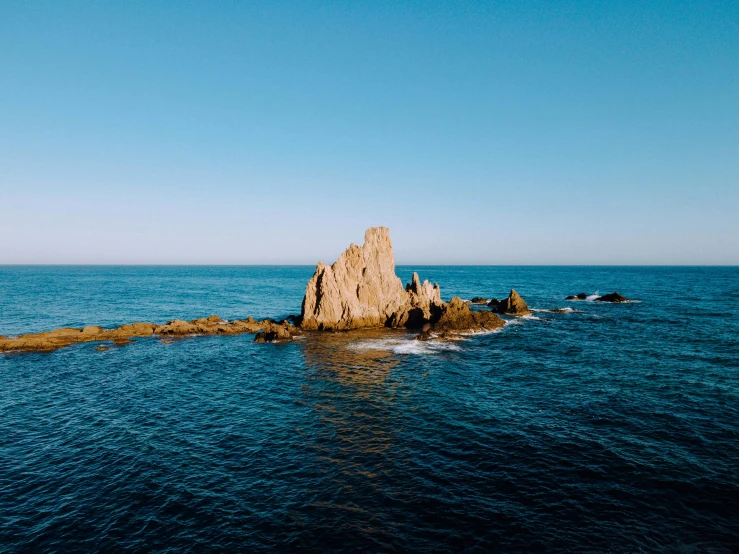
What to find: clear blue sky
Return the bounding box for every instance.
[1,0,737,264]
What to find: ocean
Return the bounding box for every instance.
[1,266,738,552]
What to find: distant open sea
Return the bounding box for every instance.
[1,266,738,552]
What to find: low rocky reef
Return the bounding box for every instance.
[566,292,631,303]
[0,316,298,353]
[2,227,540,354]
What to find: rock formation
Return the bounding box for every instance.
[0,316,298,353]
[300,227,508,335]
[254,321,294,343]
[300,227,409,330]
[566,293,589,300]
[489,289,530,316]
[432,297,505,334]
[301,227,444,331]
[387,272,444,329]
[470,297,488,304]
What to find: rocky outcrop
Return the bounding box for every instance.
[490,289,530,316]
[594,292,630,303]
[254,321,294,343]
[566,293,589,300]
[300,227,527,335]
[470,297,488,304]
[301,228,444,331]
[387,272,444,329]
[0,315,298,353]
[300,227,409,330]
[432,297,505,334]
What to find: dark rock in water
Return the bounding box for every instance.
[415,323,433,341]
[565,295,577,300]
[492,289,530,316]
[432,297,505,333]
[487,298,501,310]
[254,322,294,343]
[566,293,590,300]
[96,346,109,351]
[470,297,488,304]
[594,292,630,303]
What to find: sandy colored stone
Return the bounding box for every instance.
[301,227,410,330]
[0,316,295,353]
[388,272,445,329]
[301,228,444,330]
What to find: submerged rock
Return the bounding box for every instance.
[566,293,589,300]
[470,297,488,304]
[594,292,630,303]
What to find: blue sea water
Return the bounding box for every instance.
[1,265,738,553]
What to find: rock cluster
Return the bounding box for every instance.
[387,272,444,329]
[0,315,298,353]
[565,292,630,303]
[300,227,510,336]
[432,297,505,334]
[254,321,294,343]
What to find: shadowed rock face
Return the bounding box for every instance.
[493,289,531,316]
[254,321,294,343]
[301,227,444,331]
[432,297,505,334]
[594,292,630,303]
[388,272,444,329]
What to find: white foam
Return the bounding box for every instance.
[585,291,600,302]
[521,314,542,321]
[348,337,462,355]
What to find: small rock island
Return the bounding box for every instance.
[1,227,535,353]
[300,227,506,334]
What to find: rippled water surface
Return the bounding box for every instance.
[1,266,738,552]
